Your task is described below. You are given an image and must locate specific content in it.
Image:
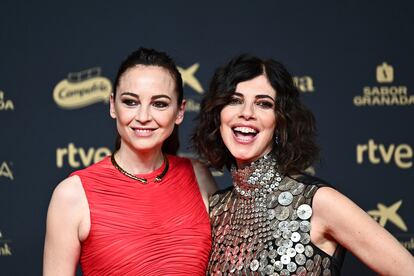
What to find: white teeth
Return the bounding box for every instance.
[234,127,257,134]
[135,129,152,133]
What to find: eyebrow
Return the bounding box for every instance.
[120,92,172,101]
[233,92,275,102]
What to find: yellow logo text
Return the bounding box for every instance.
[0,162,14,180]
[56,143,111,168]
[368,200,407,231]
[0,90,15,111]
[356,139,412,169]
[293,76,315,93]
[53,67,112,109]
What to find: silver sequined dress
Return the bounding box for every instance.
[207,155,345,276]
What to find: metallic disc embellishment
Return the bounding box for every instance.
[299,221,311,232]
[291,232,301,242]
[300,233,311,244]
[291,182,306,195]
[322,257,331,269]
[264,264,275,275]
[274,260,284,271]
[275,206,291,221]
[304,245,314,257]
[297,204,312,220]
[280,269,291,276]
[210,194,220,207]
[250,259,259,271]
[281,254,291,265]
[287,262,297,272]
[323,269,332,276]
[305,259,315,271]
[278,191,294,206]
[295,253,307,265]
[289,221,300,232]
[295,243,305,254]
[296,266,307,276]
[313,254,322,267]
[287,247,297,257]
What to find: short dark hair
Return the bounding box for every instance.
[192,54,319,174]
[113,47,183,154]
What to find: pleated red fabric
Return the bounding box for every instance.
[71,155,211,276]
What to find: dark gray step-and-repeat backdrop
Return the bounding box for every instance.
[1,1,413,275]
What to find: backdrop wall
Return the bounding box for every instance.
[1,1,413,275]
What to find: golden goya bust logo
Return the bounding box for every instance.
[53,67,112,109]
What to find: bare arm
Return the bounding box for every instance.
[312,187,414,275]
[43,176,89,276]
[191,159,218,212]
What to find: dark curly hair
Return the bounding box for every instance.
[113,47,183,154]
[192,54,319,174]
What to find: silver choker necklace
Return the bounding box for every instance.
[231,153,283,198]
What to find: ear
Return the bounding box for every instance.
[175,99,186,125]
[109,93,116,119]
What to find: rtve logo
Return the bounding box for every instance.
[56,143,111,168]
[356,139,413,169]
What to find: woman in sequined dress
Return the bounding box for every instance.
[44,48,216,275]
[193,54,414,275]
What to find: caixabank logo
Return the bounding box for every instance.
[53,67,112,109]
[353,62,413,106]
[0,230,12,256]
[356,139,412,169]
[0,161,14,180]
[0,90,14,111]
[178,63,204,113]
[368,200,414,252]
[56,143,111,168]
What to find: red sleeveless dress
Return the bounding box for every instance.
[71,155,211,275]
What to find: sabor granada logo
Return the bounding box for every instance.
[53,67,112,109]
[0,230,12,256]
[353,62,413,106]
[0,161,14,180]
[0,90,14,111]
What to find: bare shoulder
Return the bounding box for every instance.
[190,159,218,196]
[50,175,85,208]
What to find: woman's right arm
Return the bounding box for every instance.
[43,175,88,276]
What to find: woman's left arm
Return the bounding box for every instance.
[313,187,414,275]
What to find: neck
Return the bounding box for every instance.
[115,142,164,174]
[231,152,281,198]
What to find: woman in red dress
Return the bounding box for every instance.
[43,48,216,275]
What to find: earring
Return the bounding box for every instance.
[274,132,280,145]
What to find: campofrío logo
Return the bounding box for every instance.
[53,67,112,109]
[0,90,14,111]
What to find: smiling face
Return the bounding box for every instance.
[219,74,277,167]
[110,65,185,154]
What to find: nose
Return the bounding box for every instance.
[239,102,255,120]
[135,105,152,123]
